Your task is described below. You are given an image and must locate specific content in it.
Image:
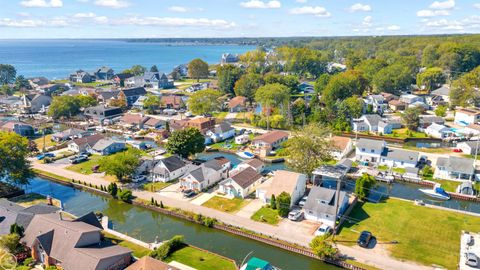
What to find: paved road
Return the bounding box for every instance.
[32,161,434,270]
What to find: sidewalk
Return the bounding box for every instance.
[31,161,434,270]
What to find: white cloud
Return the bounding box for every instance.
[474,3,480,9]
[362,15,372,26]
[120,17,236,28]
[169,6,188,12]
[94,0,129,8]
[20,0,63,8]
[349,3,371,13]
[416,9,450,17]
[0,17,68,27]
[290,6,330,17]
[240,0,281,9]
[73,12,96,18]
[387,25,400,31]
[295,0,307,3]
[429,0,455,10]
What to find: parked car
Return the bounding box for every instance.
[79,151,91,156]
[453,148,463,153]
[465,252,479,267]
[288,209,303,221]
[314,224,332,236]
[298,196,308,207]
[357,231,373,248]
[36,152,55,160]
[185,111,193,117]
[183,189,196,198]
[69,155,88,164]
[132,175,146,183]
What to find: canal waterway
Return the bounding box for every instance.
[24,176,337,270]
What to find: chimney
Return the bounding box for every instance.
[47,195,53,206]
[58,211,63,221]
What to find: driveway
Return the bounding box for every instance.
[190,192,215,206]
[235,199,263,218]
[156,182,186,200]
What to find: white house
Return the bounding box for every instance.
[400,94,423,105]
[303,186,349,227]
[180,158,230,191]
[256,170,306,207]
[425,123,454,139]
[232,158,265,174]
[364,95,387,114]
[352,114,382,132]
[151,156,189,182]
[355,138,386,165]
[206,122,236,143]
[434,156,475,181]
[379,148,418,168]
[218,167,263,198]
[252,130,289,150]
[67,134,104,153]
[235,134,250,145]
[457,141,480,156]
[91,139,126,156]
[454,108,480,126]
[331,136,353,160]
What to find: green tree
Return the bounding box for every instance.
[143,94,161,114]
[187,89,222,115]
[188,58,209,82]
[48,95,97,119]
[234,73,263,104]
[270,194,277,209]
[417,67,445,92]
[0,233,20,254]
[342,96,364,118]
[100,149,141,182]
[264,73,299,94]
[355,58,388,84]
[401,106,422,131]
[217,64,243,95]
[0,64,16,85]
[0,132,32,185]
[309,235,338,259]
[255,83,290,129]
[435,105,447,117]
[314,74,330,94]
[150,65,159,72]
[0,84,13,96]
[321,70,367,105]
[372,63,414,94]
[14,75,29,92]
[123,65,146,76]
[118,189,133,202]
[165,127,205,158]
[107,182,118,197]
[354,173,376,200]
[450,66,480,107]
[276,192,291,217]
[76,95,98,108]
[421,44,440,67]
[9,223,24,237]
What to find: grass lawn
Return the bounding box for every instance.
[34,134,56,150]
[383,128,428,139]
[213,111,228,121]
[431,179,461,192]
[336,198,480,269]
[402,145,452,154]
[103,232,151,258]
[165,245,236,270]
[66,155,103,174]
[33,168,71,182]
[251,207,281,225]
[142,181,171,192]
[210,140,244,152]
[10,193,61,207]
[202,196,248,213]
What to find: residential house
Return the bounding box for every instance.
[404,167,420,179]
[256,170,307,207]
[92,139,126,156]
[118,87,147,106]
[185,82,209,93]
[455,108,480,126]
[144,72,174,89]
[252,130,289,150]
[457,141,480,155]
[464,124,480,137]
[221,53,239,65]
[327,62,347,73]
[68,134,104,153]
[380,92,398,102]
[143,117,165,130]
[132,95,147,110]
[126,256,180,270]
[228,96,247,112]
[206,122,236,143]
[1,121,34,136]
[21,94,51,114]
[180,158,230,191]
[430,85,450,104]
[352,114,382,133]
[235,158,265,174]
[425,123,454,139]
[186,117,216,134]
[331,136,353,160]
[97,90,120,104]
[409,101,429,110]
[51,128,87,142]
[38,84,67,96]
[119,113,150,130]
[173,64,188,77]
[435,156,475,181]
[355,138,386,164]
[28,77,49,89]
[218,167,263,198]
[113,73,133,86]
[303,186,349,227]
[69,70,94,83]
[21,213,131,270]
[84,105,123,124]
[400,94,423,105]
[235,134,250,145]
[419,115,445,130]
[94,66,114,81]
[388,99,406,111]
[365,95,387,114]
[298,82,314,94]
[151,156,189,182]
[312,159,352,188]
[161,95,185,110]
[379,148,419,168]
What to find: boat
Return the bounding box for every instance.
[240,257,279,270]
[419,183,451,200]
[237,151,255,159]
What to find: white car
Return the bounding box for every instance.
[298,196,308,207]
[132,175,146,183]
[288,209,303,221]
[315,224,332,236]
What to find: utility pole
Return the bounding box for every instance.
[332,177,342,241]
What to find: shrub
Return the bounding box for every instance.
[107,182,118,197]
[202,217,216,227]
[150,235,185,260]
[118,189,133,202]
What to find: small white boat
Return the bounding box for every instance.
[419,183,451,200]
[237,151,255,159]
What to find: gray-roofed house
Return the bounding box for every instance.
[51,128,88,142]
[380,148,419,168]
[303,186,349,227]
[119,87,147,106]
[364,94,387,114]
[419,116,445,129]
[434,156,475,181]
[352,114,382,132]
[143,72,174,89]
[456,181,475,196]
[457,141,480,155]
[21,213,131,270]
[180,159,230,191]
[84,105,123,124]
[92,139,126,156]
[430,85,450,104]
[97,90,120,104]
[1,121,35,136]
[218,167,263,198]
[21,94,52,114]
[68,134,105,153]
[151,156,189,182]
[94,66,115,80]
[312,159,352,188]
[205,122,236,143]
[69,70,94,83]
[355,138,386,164]
[425,123,454,139]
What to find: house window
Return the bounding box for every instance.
[361,148,365,152]
[371,149,374,153]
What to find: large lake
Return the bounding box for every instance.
[0,39,254,79]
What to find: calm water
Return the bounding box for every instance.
[0,39,254,79]
[24,177,335,270]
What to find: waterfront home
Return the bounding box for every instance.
[119,113,150,130]
[94,66,114,80]
[352,114,383,133]
[379,148,419,168]
[113,73,133,86]
[235,134,250,145]
[404,167,420,179]
[218,167,263,198]
[256,170,307,207]
[388,99,406,112]
[454,108,480,126]
[312,159,352,188]
[118,87,147,106]
[143,117,165,130]
[68,134,104,153]
[428,85,450,106]
[21,212,131,270]
[228,96,247,112]
[457,141,480,155]
[186,117,216,134]
[355,138,386,165]
[161,95,185,110]
[84,105,123,124]
[28,77,50,89]
[143,72,174,89]
[151,156,189,182]
[1,121,35,136]
[425,123,454,139]
[97,90,120,104]
[206,122,236,143]
[21,94,51,114]
[132,95,147,110]
[92,139,126,156]
[69,69,94,83]
[434,156,475,181]
[126,256,180,270]
[180,158,229,191]
[38,83,67,96]
[418,115,445,130]
[252,130,289,150]
[303,186,349,227]
[221,53,239,65]
[364,94,387,114]
[51,128,87,142]
[235,158,265,174]
[464,124,480,136]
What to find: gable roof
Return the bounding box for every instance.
[356,138,385,151]
[158,156,186,172]
[432,85,450,96]
[361,114,382,127]
[121,87,147,97]
[244,158,264,169]
[436,156,475,175]
[70,134,104,148]
[228,96,247,108]
[92,139,121,151]
[253,130,289,144]
[381,148,419,163]
[266,170,305,198]
[126,256,180,270]
[331,136,351,152]
[230,167,262,189]
[304,186,348,216]
[214,122,234,134]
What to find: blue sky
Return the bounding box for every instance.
[0,0,479,38]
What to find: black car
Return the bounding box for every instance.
[183,189,196,198]
[357,231,373,248]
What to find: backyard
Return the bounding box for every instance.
[336,198,480,269]
[383,128,428,139]
[142,181,172,192]
[164,245,236,270]
[33,134,56,150]
[103,232,151,258]
[10,193,61,207]
[202,196,248,213]
[66,155,103,174]
[251,206,281,225]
